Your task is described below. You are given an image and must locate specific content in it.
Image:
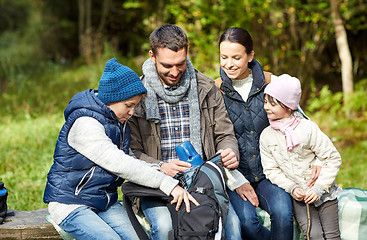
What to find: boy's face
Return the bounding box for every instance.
[107,95,142,123]
[149,47,187,87]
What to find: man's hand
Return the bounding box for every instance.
[160,159,191,177]
[235,183,259,207]
[170,185,199,212]
[304,190,319,204]
[217,148,239,169]
[307,165,322,188]
[292,188,306,201]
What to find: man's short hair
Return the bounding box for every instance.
[149,24,188,56]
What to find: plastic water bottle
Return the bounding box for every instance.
[175,141,204,166]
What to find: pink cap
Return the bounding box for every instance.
[264,74,301,110]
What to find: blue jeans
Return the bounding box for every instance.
[59,202,139,240]
[228,179,293,240]
[141,197,241,240]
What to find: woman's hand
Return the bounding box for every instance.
[170,185,199,212]
[217,148,239,169]
[235,183,259,207]
[307,165,322,188]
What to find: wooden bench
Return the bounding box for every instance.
[0,208,61,239]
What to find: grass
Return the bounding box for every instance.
[0,113,64,211]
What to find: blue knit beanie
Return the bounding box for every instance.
[97,58,147,104]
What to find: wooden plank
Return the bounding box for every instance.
[0,208,61,239]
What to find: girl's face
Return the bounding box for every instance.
[264,94,292,121]
[220,41,254,80]
[107,95,142,123]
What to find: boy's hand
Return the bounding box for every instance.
[235,183,259,207]
[170,185,199,212]
[217,148,238,169]
[292,188,306,201]
[160,159,191,177]
[305,190,319,204]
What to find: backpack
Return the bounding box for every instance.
[122,153,229,240]
[0,182,8,224]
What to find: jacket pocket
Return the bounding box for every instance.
[267,144,290,171]
[75,166,96,196]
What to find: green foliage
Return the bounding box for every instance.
[307,85,344,116]
[307,79,367,117]
[343,79,367,113]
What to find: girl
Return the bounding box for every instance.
[260,74,342,239]
[43,58,197,240]
[216,27,294,240]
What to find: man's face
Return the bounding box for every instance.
[149,47,187,87]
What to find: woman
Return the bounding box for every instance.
[215,27,294,240]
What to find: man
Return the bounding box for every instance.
[129,24,246,240]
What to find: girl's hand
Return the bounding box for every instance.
[292,188,306,201]
[305,190,319,204]
[170,185,199,212]
[235,183,259,207]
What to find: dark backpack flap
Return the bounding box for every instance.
[122,181,170,200]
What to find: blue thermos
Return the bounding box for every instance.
[0,182,6,196]
[175,141,204,166]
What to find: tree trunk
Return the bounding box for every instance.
[78,0,85,56]
[330,0,354,105]
[97,0,110,34]
[78,0,93,64]
[157,0,164,26]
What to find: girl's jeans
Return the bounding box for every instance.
[227,179,294,240]
[141,197,242,240]
[59,202,139,240]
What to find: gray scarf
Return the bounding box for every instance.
[142,57,203,157]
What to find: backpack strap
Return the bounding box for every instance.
[122,182,171,240]
[264,71,272,85]
[122,193,149,240]
[214,77,224,94]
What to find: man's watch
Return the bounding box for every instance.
[158,161,164,168]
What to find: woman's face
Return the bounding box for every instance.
[220,41,254,80]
